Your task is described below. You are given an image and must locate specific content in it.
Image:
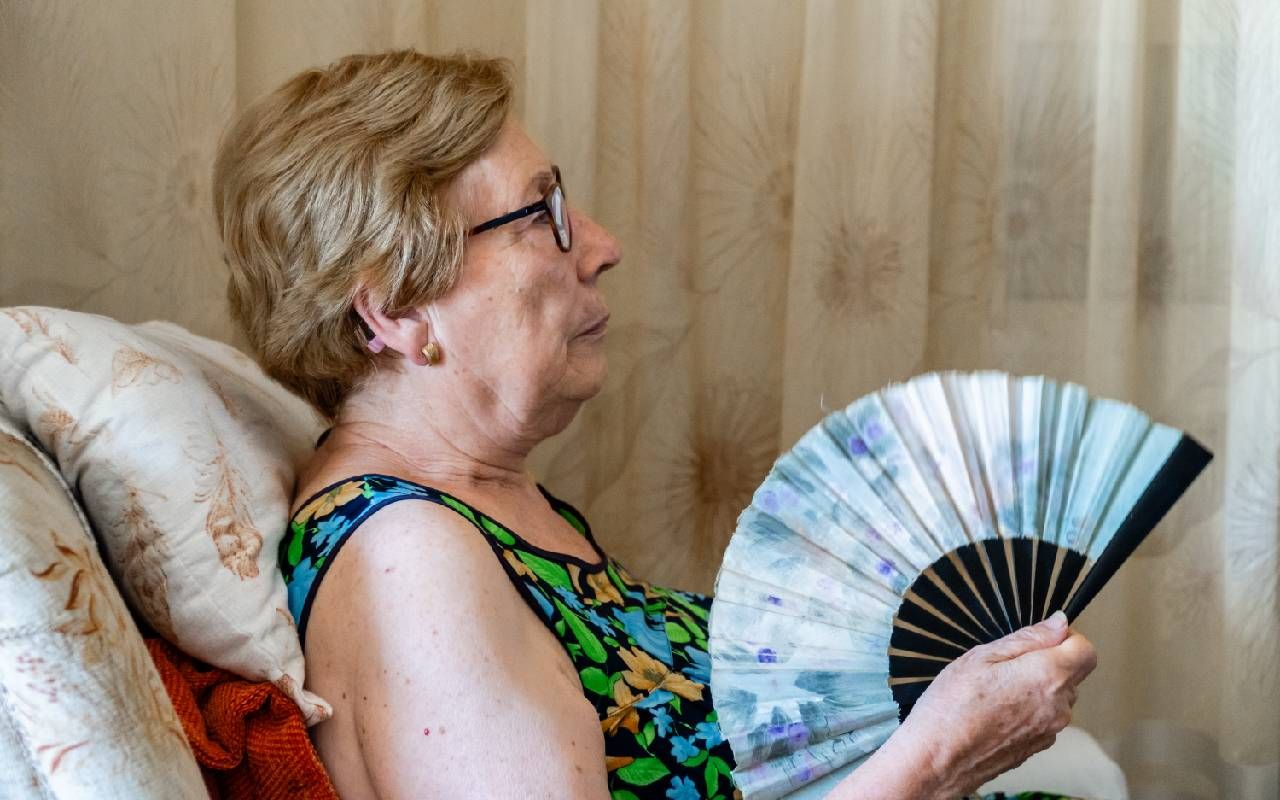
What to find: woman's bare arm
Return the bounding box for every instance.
[304,500,611,799]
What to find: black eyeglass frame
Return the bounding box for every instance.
[466,165,571,252]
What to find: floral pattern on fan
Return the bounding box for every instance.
[710,371,1211,799]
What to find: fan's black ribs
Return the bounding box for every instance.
[889,540,1093,721]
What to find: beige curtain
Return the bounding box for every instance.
[2,1,1276,796]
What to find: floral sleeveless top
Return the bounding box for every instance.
[281,474,741,800]
[281,474,1082,800]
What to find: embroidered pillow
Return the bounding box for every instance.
[0,306,331,724]
[0,416,207,796]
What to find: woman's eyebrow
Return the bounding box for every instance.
[504,168,553,210]
[525,169,554,194]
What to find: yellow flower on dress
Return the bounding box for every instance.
[586,569,625,605]
[295,481,365,523]
[602,680,641,735]
[602,647,707,737]
[503,549,535,580]
[605,755,635,772]
[617,646,704,701]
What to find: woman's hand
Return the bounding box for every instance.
[832,610,1097,799]
[902,610,1097,797]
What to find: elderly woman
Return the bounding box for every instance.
[212,50,1096,799]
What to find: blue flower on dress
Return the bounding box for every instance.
[694,720,724,747]
[673,589,701,605]
[669,735,700,763]
[379,481,422,499]
[286,556,318,619]
[584,607,612,633]
[651,706,674,737]
[666,775,700,800]
[525,584,555,619]
[684,647,711,683]
[313,516,348,551]
[612,608,671,660]
[553,585,586,613]
[633,689,673,709]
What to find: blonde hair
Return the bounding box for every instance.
[212,49,513,419]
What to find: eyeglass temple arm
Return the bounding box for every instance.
[467,201,547,236]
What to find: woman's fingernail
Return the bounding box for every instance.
[1047,610,1068,629]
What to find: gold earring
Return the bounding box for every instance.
[421,341,441,365]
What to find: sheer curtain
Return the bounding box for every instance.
[2,1,1275,796]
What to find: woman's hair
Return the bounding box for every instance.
[212,49,513,419]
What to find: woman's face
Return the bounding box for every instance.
[431,118,621,431]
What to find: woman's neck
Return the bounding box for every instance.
[319,379,567,494]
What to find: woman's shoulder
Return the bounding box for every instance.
[301,480,499,580]
[289,471,422,522]
[283,471,508,626]
[302,492,555,667]
[302,493,607,798]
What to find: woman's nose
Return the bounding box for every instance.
[573,207,622,279]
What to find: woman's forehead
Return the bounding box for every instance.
[474,120,553,204]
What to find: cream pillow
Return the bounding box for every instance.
[0,416,207,798]
[0,699,43,799]
[0,306,331,724]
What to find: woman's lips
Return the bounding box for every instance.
[577,314,609,338]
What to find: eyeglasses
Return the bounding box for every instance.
[466,165,572,252]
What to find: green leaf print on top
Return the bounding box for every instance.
[281,475,731,800]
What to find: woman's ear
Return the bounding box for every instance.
[352,290,430,365]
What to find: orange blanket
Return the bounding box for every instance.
[145,638,339,800]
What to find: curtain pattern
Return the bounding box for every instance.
[2,1,1276,796]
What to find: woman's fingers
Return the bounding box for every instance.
[904,621,1099,798]
[978,611,1072,662]
[1056,631,1098,684]
[1020,630,1097,689]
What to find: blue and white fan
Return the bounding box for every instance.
[708,371,1213,799]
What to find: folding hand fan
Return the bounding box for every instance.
[708,371,1213,799]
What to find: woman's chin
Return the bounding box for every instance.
[563,350,608,400]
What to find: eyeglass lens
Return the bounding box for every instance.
[549,184,571,251]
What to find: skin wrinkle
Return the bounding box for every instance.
[432,284,574,475]
[332,375,564,494]
[512,265,558,330]
[320,346,540,491]
[425,302,553,464]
